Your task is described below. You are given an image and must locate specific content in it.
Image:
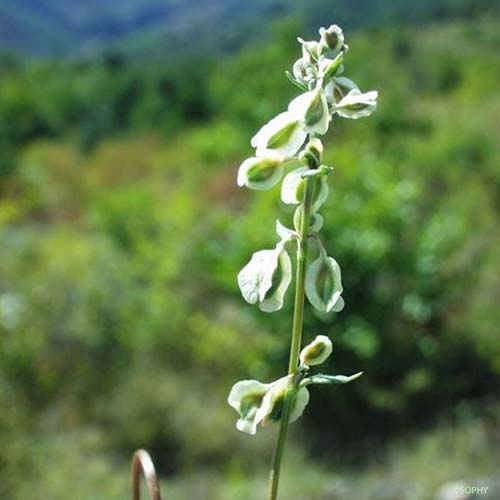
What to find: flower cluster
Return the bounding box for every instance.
[228,335,362,435]
[230,24,377,435]
[238,24,378,317]
[238,24,378,193]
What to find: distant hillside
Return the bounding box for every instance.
[0,0,498,58]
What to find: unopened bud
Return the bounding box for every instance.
[299,137,323,168]
[300,335,333,366]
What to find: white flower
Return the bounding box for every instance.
[251,111,307,157]
[300,335,333,367]
[281,167,329,212]
[305,253,344,313]
[292,58,317,88]
[288,85,330,135]
[319,25,344,54]
[228,376,310,435]
[334,89,378,119]
[237,242,292,313]
[237,151,285,190]
[227,380,270,434]
[297,37,321,64]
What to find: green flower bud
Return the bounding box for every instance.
[237,152,285,190]
[299,335,333,366]
[251,111,307,157]
[299,137,323,168]
[334,89,378,119]
[319,25,344,54]
[319,52,344,80]
[292,58,317,88]
[305,250,344,313]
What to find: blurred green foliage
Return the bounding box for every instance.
[1,14,500,500]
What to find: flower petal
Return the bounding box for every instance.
[305,254,344,313]
[238,243,292,313]
[288,86,330,135]
[259,245,292,313]
[238,249,280,305]
[228,380,270,435]
[289,387,310,423]
[281,167,308,205]
[335,89,378,119]
[276,219,297,242]
[251,111,307,157]
[319,24,344,54]
[237,152,285,190]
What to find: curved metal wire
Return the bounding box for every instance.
[131,449,163,500]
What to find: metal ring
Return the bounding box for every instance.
[131,449,163,500]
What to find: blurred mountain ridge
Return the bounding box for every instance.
[1,0,499,58]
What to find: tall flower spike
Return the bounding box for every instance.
[229,22,377,500]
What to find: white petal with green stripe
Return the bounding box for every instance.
[288,85,330,135]
[335,89,378,119]
[237,151,285,190]
[251,111,307,157]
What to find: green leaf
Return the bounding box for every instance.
[302,372,363,386]
[285,70,308,91]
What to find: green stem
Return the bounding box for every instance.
[268,176,314,500]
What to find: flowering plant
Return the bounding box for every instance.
[228,24,378,499]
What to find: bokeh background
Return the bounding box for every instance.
[1,1,499,499]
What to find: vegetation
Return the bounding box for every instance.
[0,10,499,500]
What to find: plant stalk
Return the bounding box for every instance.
[268,176,315,500]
